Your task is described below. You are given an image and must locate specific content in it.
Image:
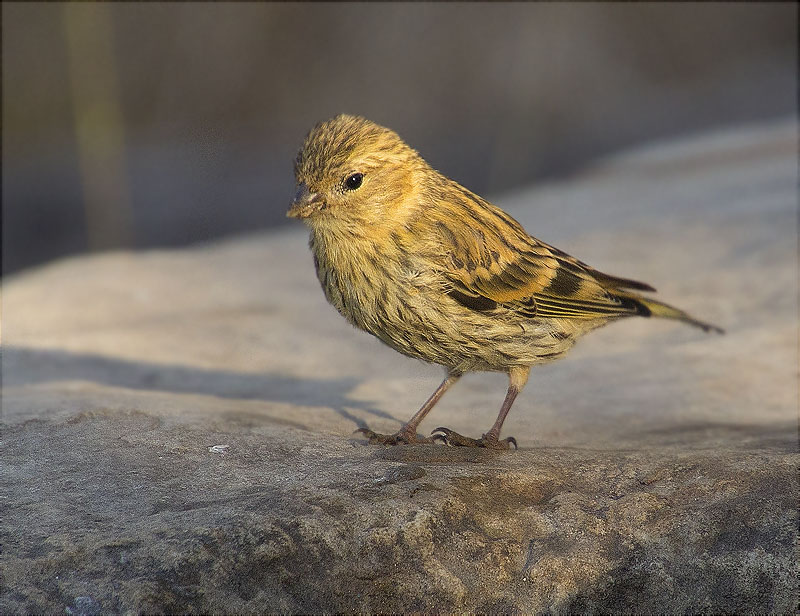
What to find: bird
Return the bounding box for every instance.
[287,114,722,449]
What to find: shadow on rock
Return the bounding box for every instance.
[2,346,397,429]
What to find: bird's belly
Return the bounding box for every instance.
[320,264,574,372]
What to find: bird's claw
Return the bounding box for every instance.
[354,427,435,445]
[431,427,517,450]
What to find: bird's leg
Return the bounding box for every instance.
[356,371,462,445]
[433,366,530,450]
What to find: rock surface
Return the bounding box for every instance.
[2,119,798,613]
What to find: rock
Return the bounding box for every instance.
[2,119,797,613]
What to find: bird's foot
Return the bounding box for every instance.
[431,427,517,450]
[354,427,436,445]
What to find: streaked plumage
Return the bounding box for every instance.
[288,114,722,449]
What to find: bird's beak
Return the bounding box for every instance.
[287,183,324,219]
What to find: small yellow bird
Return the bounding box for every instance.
[288,114,722,449]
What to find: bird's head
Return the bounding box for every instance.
[288,115,425,229]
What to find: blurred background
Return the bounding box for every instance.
[3,2,797,275]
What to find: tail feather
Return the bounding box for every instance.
[626,295,724,334]
[594,272,656,293]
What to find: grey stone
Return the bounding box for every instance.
[2,119,797,613]
[65,596,101,616]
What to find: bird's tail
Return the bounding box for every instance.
[622,294,724,334]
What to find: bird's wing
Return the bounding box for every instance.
[427,192,653,320]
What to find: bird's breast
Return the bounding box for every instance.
[309,228,409,330]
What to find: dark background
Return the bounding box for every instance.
[3,3,797,275]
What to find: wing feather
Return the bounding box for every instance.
[428,186,652,320]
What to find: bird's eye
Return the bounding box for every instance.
[344,173,363,191]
